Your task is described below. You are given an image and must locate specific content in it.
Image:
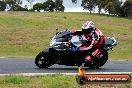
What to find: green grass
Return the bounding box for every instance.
[0,11,132,60]
[0,75,131,88]
[0,76,29,84]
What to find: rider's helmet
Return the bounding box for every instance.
[82,21,95,35]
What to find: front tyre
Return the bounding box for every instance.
[35,49,56,68]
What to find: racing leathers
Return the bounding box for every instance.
[71,28,105,63]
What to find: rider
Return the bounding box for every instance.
[71,21,105,63]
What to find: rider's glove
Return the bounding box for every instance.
[66,32,72,36]
[71,47,78,52]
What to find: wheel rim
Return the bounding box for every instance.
[85,53,108,68]
[93,53,108,68]
[36,53,51,68]
[38,57,44,66]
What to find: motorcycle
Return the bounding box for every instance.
[35,30,117,68]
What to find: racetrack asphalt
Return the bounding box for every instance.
[0,58,132,74]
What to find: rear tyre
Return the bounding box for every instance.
[35,49,57,68]
[85,52,108,69]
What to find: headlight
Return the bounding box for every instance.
[50,39,56,46]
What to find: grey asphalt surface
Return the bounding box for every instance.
[0,58,132,74]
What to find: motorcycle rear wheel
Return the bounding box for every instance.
[35,49,57,68]
[85,51,108,69]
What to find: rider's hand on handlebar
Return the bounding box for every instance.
[71,47,78,52]
[66,32,72,36]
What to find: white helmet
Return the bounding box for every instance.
[82,21,95,35]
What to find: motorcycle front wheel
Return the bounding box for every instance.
[35,49,57,68]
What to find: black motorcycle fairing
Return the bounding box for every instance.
[56,54,82,66]
[53,50,92,66]
[51,31,72,51]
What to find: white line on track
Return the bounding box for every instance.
[0,72,132,76]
